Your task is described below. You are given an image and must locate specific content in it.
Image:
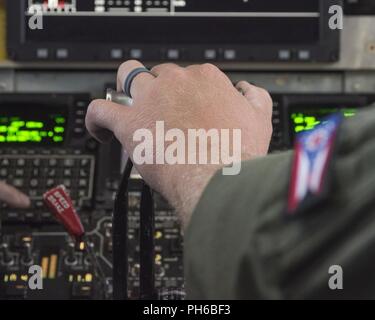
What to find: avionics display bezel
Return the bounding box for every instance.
[0,102,67,145]
[283,95,375,146]
[344,0,375,15]
[7,0,341,62]
[0,93,90,148]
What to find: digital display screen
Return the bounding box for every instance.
[290,107,357,136]
[0,104,67,144]
[24,0,320,44]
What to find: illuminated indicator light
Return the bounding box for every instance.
[26,121,44,129]
[53,136,63,142]
[9,274,17,282]
[79,242,85,251]
[20,275,28,282]
[69,274,74,282]
[22,237,32,243]
[155,231,163,239]
[77,274,82,282]
[82,286,91,291]
[25,121,42,129]
[0,116,65,144]
[12,121,25,127]
[293,117,304,124]
[85,273,93,282]
[54,126,65,133]
[4,275,9,282]
[291,109,358,134]
[295,126,305,133]
[155,254,162,265]
[41,257,49,279]
[55,117,66,124]
[49,254,58,279]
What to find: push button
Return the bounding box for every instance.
[130,49,143,59]
[204,49,217,60]
[56,48,69,59]
[298,50,311,61]
[223,49,237,60]
[36,48,49,59]
[278,50,291,61]
[73,127,85,135]
[167,49,180,60]
[110,49,123,59]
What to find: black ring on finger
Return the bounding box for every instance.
[123,67,154,99]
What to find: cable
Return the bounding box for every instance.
[113,159,157,300]
[84,237,109,299]
[113,159,133,300]
[139,182,156,299]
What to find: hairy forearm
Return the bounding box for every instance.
[161,153,257,228]
[165,165,221,228]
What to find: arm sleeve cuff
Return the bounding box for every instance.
[184,152,292,299]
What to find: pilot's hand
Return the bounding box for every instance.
[86,61,272,226]
[0,181,31,208]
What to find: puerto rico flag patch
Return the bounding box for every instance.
[287,114,343,215]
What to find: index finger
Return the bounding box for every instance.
[0,181,30,208]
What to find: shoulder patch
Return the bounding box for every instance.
[287,114,343,215]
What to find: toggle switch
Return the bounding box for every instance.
[0,243,14,266]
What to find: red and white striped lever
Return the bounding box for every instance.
[43,185,85,242]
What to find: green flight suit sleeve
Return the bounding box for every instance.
[185,105,375,300]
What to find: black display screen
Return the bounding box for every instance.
[8,0,340,62]
[24,0,320,44]
[0,103,67,144]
